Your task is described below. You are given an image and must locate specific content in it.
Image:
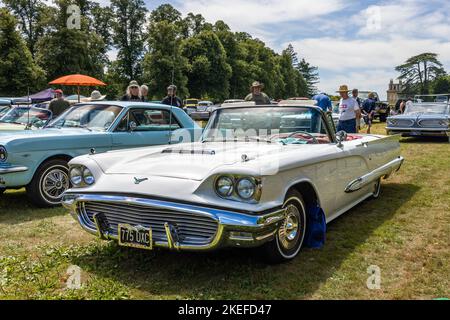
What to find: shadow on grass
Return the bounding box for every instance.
[68,182,420,299]
[400,136,449,144]
[0,189,66,224]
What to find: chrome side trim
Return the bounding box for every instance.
[0,165,28,174]
[345,157,404,193]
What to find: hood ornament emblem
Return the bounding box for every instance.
[134,177,149,185]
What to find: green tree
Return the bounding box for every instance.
[2,0,53,58]
[298,58,319,97]
[142,21,189,99]
[432,76,450,94]
[111,0,147,82]
[182,31,232,100]
[0,8,45,96]
[35,0,108,81]
[396,53,446,94]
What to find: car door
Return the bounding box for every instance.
[111,108,182,149]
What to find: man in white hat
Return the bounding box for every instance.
[336,85,361,133]
[245,81,271,105]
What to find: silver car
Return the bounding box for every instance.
[386,98,449,141]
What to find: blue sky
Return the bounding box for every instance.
[85,1,450,99]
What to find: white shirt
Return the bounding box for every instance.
[339,97,360,121]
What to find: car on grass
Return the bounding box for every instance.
[386,100,449,141]
[183,98,200,116]
[0,102,200,206]
[191,101,216,121]
[0,99,12,117]
[63,103,403,263]
[0,106,52,131]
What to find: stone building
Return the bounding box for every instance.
[387,79,405,106]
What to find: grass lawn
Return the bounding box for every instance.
[0,122,449,300]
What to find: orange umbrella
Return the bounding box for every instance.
[49,74,107,102]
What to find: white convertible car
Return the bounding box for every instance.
[63,103,404,263]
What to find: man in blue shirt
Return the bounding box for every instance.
[361,92,377,134]
[313,92,332,113]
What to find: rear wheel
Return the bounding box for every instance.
[259,190,307,264]
[26,159,70,207]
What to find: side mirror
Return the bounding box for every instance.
[336,130,348,148]
[129,121,137,132]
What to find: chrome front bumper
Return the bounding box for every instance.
[62,193,286,251]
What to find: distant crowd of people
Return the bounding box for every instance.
[49,79,402,135]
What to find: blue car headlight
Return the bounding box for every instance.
[0,146,7,162]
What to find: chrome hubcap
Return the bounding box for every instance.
[42,168,69,200]
[278,204,301,250]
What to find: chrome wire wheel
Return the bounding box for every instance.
[40,166,69,202]
[278,204,301,251]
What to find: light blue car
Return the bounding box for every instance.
[0,101,201,207]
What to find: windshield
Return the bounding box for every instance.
[185,99,198,105]
[203,107,332,144]
[47,104,123,130]
[404,103,449,115]
[0,105,11,117]
[0,107,51,127]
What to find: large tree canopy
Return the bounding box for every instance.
[0,9,45,96]
[396,53,446,94]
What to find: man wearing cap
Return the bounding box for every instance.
[49,89,70,117]
[161,85,183,108]
[336,85,361,133]
[121,80,142,102]
[361,92,377,134]
[245,81,271,105]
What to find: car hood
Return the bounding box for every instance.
[0,128,106,149]
[391,113,448,119]
[91,141,342,181]
[0,122,29,131]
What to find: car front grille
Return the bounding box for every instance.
[78,201,219,245]
[395,119,415,127]
[418,119,447,128]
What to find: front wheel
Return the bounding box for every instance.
[26,159,70,207]
[259,190,307,264]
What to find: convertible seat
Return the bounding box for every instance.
[346,134,364,141]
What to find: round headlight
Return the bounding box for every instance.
[0,146,7,162]
[236,178,256,200]
[216,176,234,197]
[83,168,95,185]
[70,167,83,186]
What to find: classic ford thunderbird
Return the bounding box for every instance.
[0,102,199,206]
[63,104,403,263]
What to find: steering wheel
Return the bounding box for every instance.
[286,131,319,144]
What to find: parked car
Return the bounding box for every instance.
[222,99,245,105]
[0,106,52,131]
[0,99,12,117]
[191,101,215,121]
[386,100,449,140]
[0,102,200,206]
[183,98,199,115]
[63,103,403,263]
[358,91,390,122]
